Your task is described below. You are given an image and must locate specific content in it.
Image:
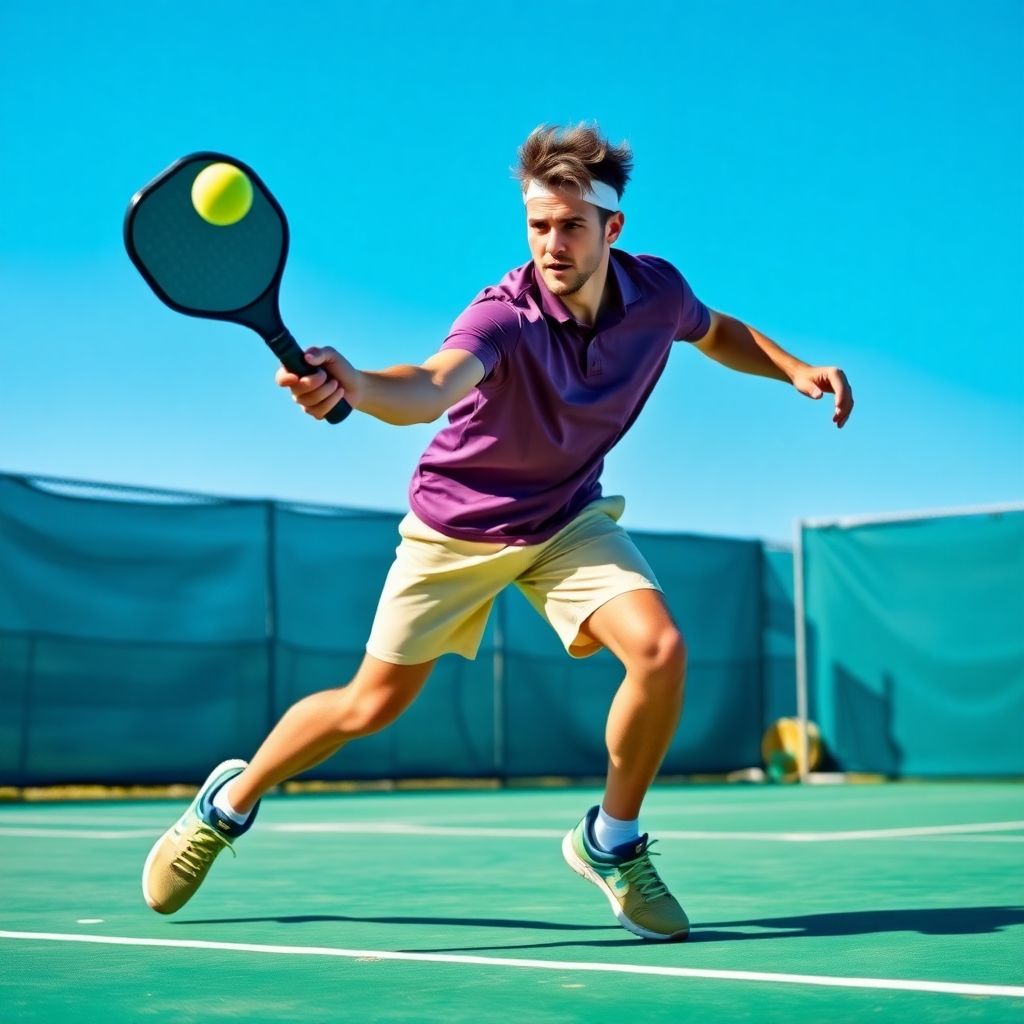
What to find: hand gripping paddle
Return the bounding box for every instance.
[124,152,352,424]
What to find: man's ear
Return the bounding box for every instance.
[605,211,625,245]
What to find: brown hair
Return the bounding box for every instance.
[516,123,633,202]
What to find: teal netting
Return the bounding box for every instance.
[801,509,1024,776]
[762,546,798,725]
[0,473,793,785]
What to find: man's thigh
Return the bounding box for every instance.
[366,512,528,664]
[516,498,662,658]
[577,588,682,666]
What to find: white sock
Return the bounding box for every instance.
[593,806,641,852]
[212,780,250,825]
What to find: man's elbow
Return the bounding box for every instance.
[415,406,446,425]
[407,395,451,425]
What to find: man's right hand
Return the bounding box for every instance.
[278,346,485,426]
[276,346,361,420]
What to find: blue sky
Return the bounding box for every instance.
[1,0,1021,542]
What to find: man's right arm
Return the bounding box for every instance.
[275,346,486,425]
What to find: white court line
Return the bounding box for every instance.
[1,930,1022,999]
[0,815,176,826]
[0,791,1017,826]
[261,820,1024,841]
[0,828,159,839]
[1,821,1022,842]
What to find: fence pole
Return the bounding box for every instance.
[264,501,279,736]
[492,592,506,779]
[793,518,810,782]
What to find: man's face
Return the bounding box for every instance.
[526,191,620,299]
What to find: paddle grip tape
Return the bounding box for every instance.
[267,330,353,424]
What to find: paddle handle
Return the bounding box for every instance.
[266,330,353,425]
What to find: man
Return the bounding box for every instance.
[142,124,853,942]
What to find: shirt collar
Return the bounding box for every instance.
[533,250,641,327]
[610,250,641,309]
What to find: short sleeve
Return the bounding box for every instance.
[672,267,711,343]
[441,296,522,384]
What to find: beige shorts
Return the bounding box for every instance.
[366,495,662,665]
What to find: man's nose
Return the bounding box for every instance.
[546,230,566,254]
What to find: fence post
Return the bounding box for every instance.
[793,518,810,782]
[492,591,506,779]
[16,634,36,787]
[264,501,279,736]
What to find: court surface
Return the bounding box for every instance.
[2,782,1022,1022]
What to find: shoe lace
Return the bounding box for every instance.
[172,825,235,880]
[619,841,669,900]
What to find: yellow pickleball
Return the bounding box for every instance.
[191,162,254,226]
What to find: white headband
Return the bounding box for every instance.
[523,177,620,212]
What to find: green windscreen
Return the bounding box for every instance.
[802,510,1024,776]
[0,474,793,785]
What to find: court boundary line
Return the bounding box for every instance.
[267,820,1024,842]
[2,930,1022,999]
[2,820,1022,842]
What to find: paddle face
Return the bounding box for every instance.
[125,152,351,424]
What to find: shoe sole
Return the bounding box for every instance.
[561,829,688,942]
[141,758,248,913]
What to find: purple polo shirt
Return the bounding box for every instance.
[408,249,710,544]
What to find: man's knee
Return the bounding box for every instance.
[624,626,687,686]
[339,689,405,737]
[332,658,434,739]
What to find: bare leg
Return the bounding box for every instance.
[227,654,436,813]
[578,590,686,821]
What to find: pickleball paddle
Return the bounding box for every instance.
[124,151,352,424]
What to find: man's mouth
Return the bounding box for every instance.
[547,262,572,273]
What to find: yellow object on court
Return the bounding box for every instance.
[762,717,822,783]
[190,162,253,226]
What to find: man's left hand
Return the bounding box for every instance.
[791,366,854,429]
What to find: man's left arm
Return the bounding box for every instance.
[694,311,854,429]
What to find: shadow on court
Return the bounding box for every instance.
[173,914,614,932]
[394,907,1024,954]
[167,906,1024,955]
[691,906,1024,942]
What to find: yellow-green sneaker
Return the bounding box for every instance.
[141,759,258,915]
[562,806,689,941]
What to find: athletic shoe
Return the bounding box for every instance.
[562,805,689,941]
[142,759,258,914]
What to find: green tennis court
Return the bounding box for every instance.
[3,782,1022,1022]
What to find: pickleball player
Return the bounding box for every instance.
[143,123,854,940]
